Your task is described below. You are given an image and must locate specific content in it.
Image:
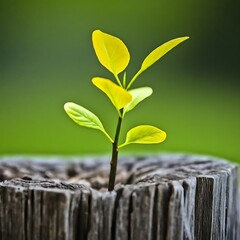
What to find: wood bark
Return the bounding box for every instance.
[0,154,239,240]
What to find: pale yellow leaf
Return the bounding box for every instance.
[64,102,113,142]
[127,36,189,89]
[119,125,166,148]
[92,77,132,110]
[123,87,153,115]
[92,30,130,75]
[140,36,189,72]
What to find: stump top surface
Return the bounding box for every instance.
[0,154,237,191]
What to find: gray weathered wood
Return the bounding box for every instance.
[0,154,239,240]
[167,181,184,240]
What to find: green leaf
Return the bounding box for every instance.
[123,87,153,115]
[64,102,113,142]
[92,77,132,110]
[127,36,189,89]
[92,30,130,76]
[140,36,189,72]
[119,125,166,148]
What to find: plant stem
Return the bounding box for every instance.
[108,112,123,191]
[127,69,142,89]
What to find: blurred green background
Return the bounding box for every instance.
[1,1,240,163]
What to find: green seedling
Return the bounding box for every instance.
[64,30,189,191]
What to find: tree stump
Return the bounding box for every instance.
[0,154,239,240]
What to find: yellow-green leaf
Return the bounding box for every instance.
[127,36,189,89]
[123,87,153,115]
[64,102,113,142]
[92,30,130,75]
[92,77,132,110]
[140,36,189,72]
[119,125,166,148]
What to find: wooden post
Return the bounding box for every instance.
[0,154,239,240]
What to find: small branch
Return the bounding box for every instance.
[127,69,142,89]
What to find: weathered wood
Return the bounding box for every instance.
[0,154,239,240]
[130,184,155,240]
[167,181,184,240]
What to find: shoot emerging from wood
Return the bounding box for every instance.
[64,30,189,191]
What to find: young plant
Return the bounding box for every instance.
[64,30,189,191]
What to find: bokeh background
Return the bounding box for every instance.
[1,1,240,163]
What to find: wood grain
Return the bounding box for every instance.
[0,154,239,240]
